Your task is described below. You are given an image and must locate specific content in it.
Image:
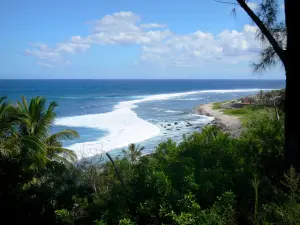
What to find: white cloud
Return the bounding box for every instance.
[85,29,173,45]
[26,11,173,67]
[247,2,259,10]
[140,23,167,29]
[56,42,90,54]
[91,12,141,34]
[25,44,71,67]
[140,24,261,68]
[26,11,262,69]
[83,12,172,45]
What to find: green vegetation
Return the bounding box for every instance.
[211,101,225,110]
[1,95,299,225]
[213,103,273,125]
[225,107,272,125]
[212,90,284,125]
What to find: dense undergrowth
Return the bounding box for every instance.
[1,96,299,225]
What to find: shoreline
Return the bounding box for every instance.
[196,103,242,137]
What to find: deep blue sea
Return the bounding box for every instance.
[0,79,284,159]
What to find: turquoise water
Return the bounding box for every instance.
[0,79,285,159]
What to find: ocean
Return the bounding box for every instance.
[0,79,284,159]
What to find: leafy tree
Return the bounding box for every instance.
[216,0,300,171]
[2,95,300,224]
[122,143,144,163]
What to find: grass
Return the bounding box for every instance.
[212,101,226,110]
[212,102,274,125]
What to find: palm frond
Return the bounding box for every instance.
[16,96,57,138]
[0,146,11,157]
[47,146,77,162]
[20,135,45,157]
[124,143,144,163]
[47,101,58,112]
[19,135,47,168]
[0,98,18,138]
[50,154,74,166]
[0,96,7,104]
[35,100,57,138]
[21,95,29,111]
[47,129,79,144]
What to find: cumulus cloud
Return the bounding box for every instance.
[26,11,172,67]
[140,24,261,68]
[80,12,173,45]
[26,11,262,68]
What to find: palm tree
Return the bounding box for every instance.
[0,96,18,156]
[258,90,265,107]
[122,143,144,163]
[16,96,79,165]
[46,130,78,164]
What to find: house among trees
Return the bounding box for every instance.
[241,97,254,105]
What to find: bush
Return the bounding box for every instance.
[2,96,298,225]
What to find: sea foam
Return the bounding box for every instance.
[55,88,272,158]
[55,107,160,158]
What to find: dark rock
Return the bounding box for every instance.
[167,124,172,126]
[176,128,181,130]
[186,122,192,127]
[167,128,171,131]
[174,122,178,125]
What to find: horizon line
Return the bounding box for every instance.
[0,78,285,80]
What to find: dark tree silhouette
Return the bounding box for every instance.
[216,0,299,171]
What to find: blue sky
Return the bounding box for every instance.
[0,0,285,79]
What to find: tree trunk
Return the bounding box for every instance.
[284,68,300,171]
[106,152,125,189]
[284,0,300,171]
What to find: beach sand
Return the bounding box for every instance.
[196,103,242,137]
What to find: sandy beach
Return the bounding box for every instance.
[196,103,242,137]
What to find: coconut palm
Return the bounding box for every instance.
[0,96,18,156]
[16,96,79,165]
[122,143,144,163]
[46,129,78,164]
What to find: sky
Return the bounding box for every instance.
[0,0,285,79]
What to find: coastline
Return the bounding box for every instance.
[196,103,242,137]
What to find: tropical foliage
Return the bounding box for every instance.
[1,95,299,225]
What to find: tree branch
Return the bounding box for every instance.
[235,0,286,65]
